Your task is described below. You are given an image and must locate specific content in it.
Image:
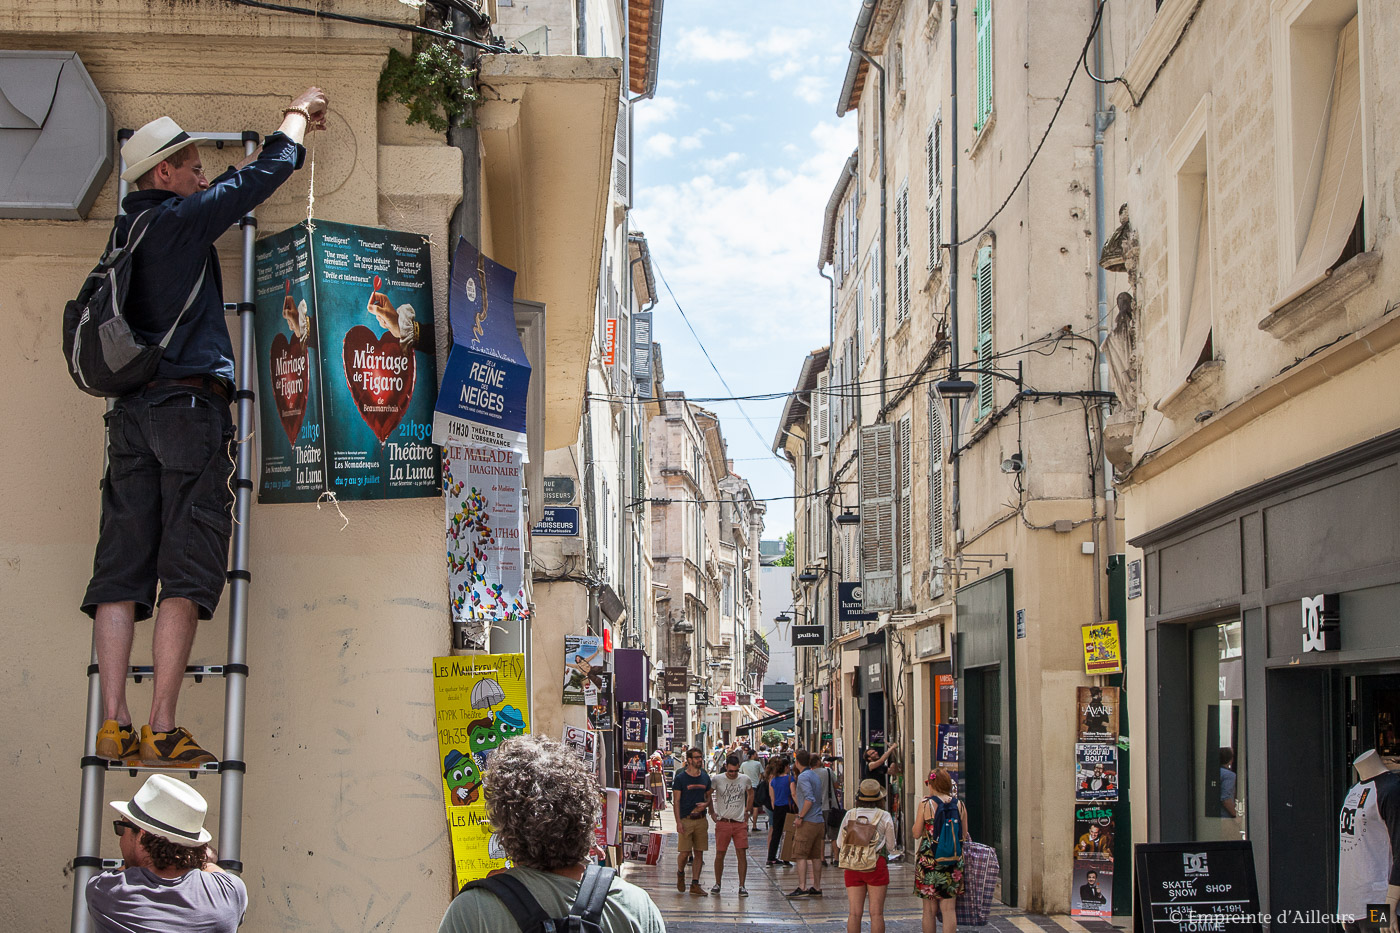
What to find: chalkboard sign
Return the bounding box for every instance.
[1134,841,1262,933]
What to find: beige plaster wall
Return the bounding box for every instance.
[0,11,478,930]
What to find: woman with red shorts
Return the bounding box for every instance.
[836,780,897,933]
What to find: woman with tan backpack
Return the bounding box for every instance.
[835,779,897,933]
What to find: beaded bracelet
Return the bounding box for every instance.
[282,105,313,122]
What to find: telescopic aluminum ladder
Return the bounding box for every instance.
[70,129,262,933]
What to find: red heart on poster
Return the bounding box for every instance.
[342,324,416,443]
[269,333,310,446]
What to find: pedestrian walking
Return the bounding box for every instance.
[765,756,795,866]
[739,748,765,830]
[709,753,754,896]
[914,768,970,933]
[671,747,713,896]
[820,756,845,866]
[648,753,668,815]
[787,749,826,898]
[837,780,897,933]
[439,734,665,933]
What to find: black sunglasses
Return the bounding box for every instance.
[113,819,138,839]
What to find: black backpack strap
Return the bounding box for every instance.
[569,864,615,925]
[457,873,552,933]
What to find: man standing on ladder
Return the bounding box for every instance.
[82,87,328,768]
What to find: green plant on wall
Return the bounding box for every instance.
[378,37,480,133]
[761,729,782,748]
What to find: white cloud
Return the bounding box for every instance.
[678,129,711,151]
[636,97,682,131]
[645,133,677,158]
[698,152,744,173]
[794,76,828,105]
[674,27,752,62]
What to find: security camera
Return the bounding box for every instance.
[1001,453,1024,474]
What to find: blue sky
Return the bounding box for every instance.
[631,0,861,541]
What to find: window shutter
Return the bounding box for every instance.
[858,423,896,610]
[895,183,911,324]
[813,371,830,449]
[614,97,631,205]
[975,0,993,131]
[898,413,913,605]
[927,389,945,553]
[857,279,866,359]
[816,498,828,559]
[928,117,943,271]
[868,247,881,339]
[632,311,654,397]
[1281,16,1363,303]
[975,245,995,417]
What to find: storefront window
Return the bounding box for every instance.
[1191,620,1245,840]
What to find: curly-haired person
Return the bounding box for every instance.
[87,774,246,932]
[438,733,666,933]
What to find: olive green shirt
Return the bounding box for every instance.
[438,866,665,933]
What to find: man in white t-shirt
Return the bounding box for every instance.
[709,753,754,897]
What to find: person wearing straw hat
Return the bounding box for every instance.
[84,88,327,770]
[836,779,897,933]
[86,774,247,931]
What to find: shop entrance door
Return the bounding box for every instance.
[964,665,1004,879]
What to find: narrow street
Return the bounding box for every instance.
[618,811,1130,933]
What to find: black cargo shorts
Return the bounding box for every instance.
[81,385,235,622]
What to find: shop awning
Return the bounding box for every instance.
[476,54,622,450]
[735,707,794,735]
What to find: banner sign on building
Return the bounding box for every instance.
[1081,622,1123,675]
[444,442,528,651]
[563,635,606,705]
[620,709,648,747]
[602,318,617,367]
[1075,743,1119,801]
[433,653,529,889]
[432,239,531,454]
[937,724,961,764]
[839,582,878,622]
[254,220,439,502]
[1077,686,1120,743]
[792,625,826,646]
[543,475,576,505]
[664,667,689,692]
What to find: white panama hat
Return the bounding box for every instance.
[111,774,213,847]
[120,116,213,184]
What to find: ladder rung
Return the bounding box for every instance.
[106,761,221,777]
[125,665,224,684]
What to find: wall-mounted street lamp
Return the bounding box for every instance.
[835,510,861,525]
[797,569,821,584]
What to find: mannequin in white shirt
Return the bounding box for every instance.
[1341,750,1400,933]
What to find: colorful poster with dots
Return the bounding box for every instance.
[444,442,529,651]
[433,653,529,889]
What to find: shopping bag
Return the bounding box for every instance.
[955,842,1000,926]
[779,812,803,862]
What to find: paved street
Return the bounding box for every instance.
[618,811,1130,933]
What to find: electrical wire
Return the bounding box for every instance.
[945,0,1107,250]
[652,261,791,467]
[223,0,519,53]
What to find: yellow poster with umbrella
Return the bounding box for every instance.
[433,653,530,887]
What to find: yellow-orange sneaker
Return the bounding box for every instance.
[140,725,217,768]
[95,720,139,764]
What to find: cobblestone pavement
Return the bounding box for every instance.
[617,810,1130,933]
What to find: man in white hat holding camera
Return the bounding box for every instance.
[84,87,327,769]
[87,774,246,931]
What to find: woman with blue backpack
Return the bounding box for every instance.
[913,768,970,933]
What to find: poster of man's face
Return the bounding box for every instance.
[1071,858,1113,917]
[1077,686,1120,742]
[1073,805,1116,860]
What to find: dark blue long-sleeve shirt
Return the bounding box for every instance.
[117,131,305,384]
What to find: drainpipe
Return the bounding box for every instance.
[448,10,481,278]
[947,1,962,533]
[1092,1,1117,620]
[855,49,888,411]
[820,266,836,702]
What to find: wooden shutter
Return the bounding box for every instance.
[857,279,866,359]
[927,389,945,553]
[632,311,653,396]
[895,183,911,324]
[975,245,995,417]
[975,0,993,131]
[614,97,631,205]
[813,371,830,449]
[898,412,913,605]
[1279,16,1363,305]
[858,423,896,610]
[928,117,943,271]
